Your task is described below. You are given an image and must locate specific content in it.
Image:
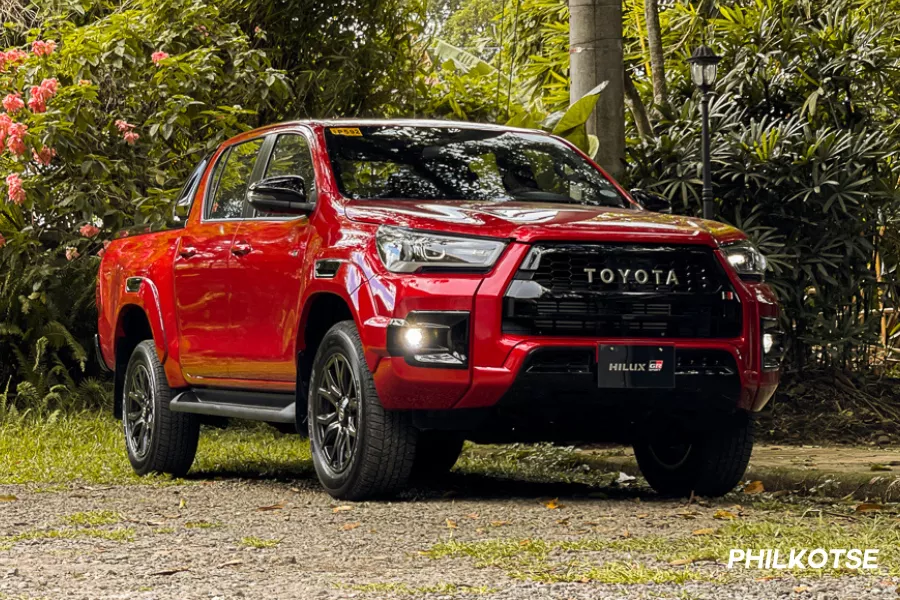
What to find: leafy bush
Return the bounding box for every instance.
[0,0,426,411]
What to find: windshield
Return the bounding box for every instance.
[323,126,632,208]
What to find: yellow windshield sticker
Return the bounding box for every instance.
[330,127,362,136]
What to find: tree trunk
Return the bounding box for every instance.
[624,72,653,138]
[644,0,668,109]
[569,0,626,179]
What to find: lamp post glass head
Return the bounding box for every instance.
[688,45,721,90]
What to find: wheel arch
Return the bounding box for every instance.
[296,291,357,410]
[112,303,162,418]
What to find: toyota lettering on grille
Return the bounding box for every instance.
[584,267,680,286]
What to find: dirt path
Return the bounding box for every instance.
[1,471,897,599]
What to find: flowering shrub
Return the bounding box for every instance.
[0,0,294,407]
[0,0,426,410]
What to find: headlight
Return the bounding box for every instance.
[721,241,767,280]
[376,226,507,273]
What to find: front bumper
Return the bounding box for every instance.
[361,241,780,415]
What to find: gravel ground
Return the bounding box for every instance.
[0,473,897,600]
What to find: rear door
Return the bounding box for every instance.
[174,137,265,383]
[227,130,318,384]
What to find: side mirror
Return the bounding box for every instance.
[630,189,672,214]
[248,175,314,215]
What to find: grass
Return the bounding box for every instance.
[425,514,900,581]
[0,413,312,485]
[336,582,496,595]
[0,527,135,550]
[184,520,222,529]
[240,536,281,549]
[61,510,122,527]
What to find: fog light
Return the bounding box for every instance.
[404,327,424,349]
[763,333,774,354]
[387,311,470,369]
[761,317,785,371]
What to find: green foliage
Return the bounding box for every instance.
[0,0,426,409]
[428,0,900,371]
[625,0,900,369]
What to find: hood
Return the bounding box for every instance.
[345,200,744,246]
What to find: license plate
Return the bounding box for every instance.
[597,345,675,389]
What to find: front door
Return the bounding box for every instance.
[228,132,317,384]
[174,137,265,383]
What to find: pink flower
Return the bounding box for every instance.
[115,119,134,133]
[6,122,27,156]
[26,79,58,113]
[6,173,25,205]
[0,49,27,72]
[123,131,140,145]
[31,40,57,57]
[27,94,45,113]
[79,224,100,238]
[3,93,23,113]
[151,51,169,65]
[40,78,59,95]
[0,114,10,146]
[0,233,5,248]
[65,247,79,261]
[97,240,110,258]
[32,146,55,166]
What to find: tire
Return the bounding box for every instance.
[633,414,754,498]
[411,432,465,481]
[308,321,417,500]
[122,340,200,477]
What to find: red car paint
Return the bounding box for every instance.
[97,120,779,423]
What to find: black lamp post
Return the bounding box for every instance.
[688,45,721,220]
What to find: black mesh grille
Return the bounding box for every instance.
[503,244,742,338]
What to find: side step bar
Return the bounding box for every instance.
[170,388,296,424]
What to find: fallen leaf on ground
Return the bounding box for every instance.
[714,509,738,520]
[178,498,187,509]
[466,512,479,520]
[556,518,570,526]
[257,501,286,511]
[743,481,765,495]
[692,528,715,536]
[870,464,892,472]
[636,513,649,519]
[151,567,190,576]
[616,472,636,484]
[0,495,17,502]
[332,505,353,513]
[490,520,510,527]
[793,585,809,593]
[621,529,631,538]
[341,522,361,531]
[446,519,458,529]
[855,503,885,513]
[216,560,243,568]
[543,498,562,510]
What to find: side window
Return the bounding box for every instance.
[206,138,264,220]
[172,156,208,223]
[263,134,317,200]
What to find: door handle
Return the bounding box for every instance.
[231,242,252,257]
[179,246,197,259]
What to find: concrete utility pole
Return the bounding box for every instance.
[569,0,625,180]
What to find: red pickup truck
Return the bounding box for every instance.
[96,120,782,500]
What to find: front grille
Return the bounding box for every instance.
[503,243,742,338]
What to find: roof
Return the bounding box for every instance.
[262,118,548,135]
